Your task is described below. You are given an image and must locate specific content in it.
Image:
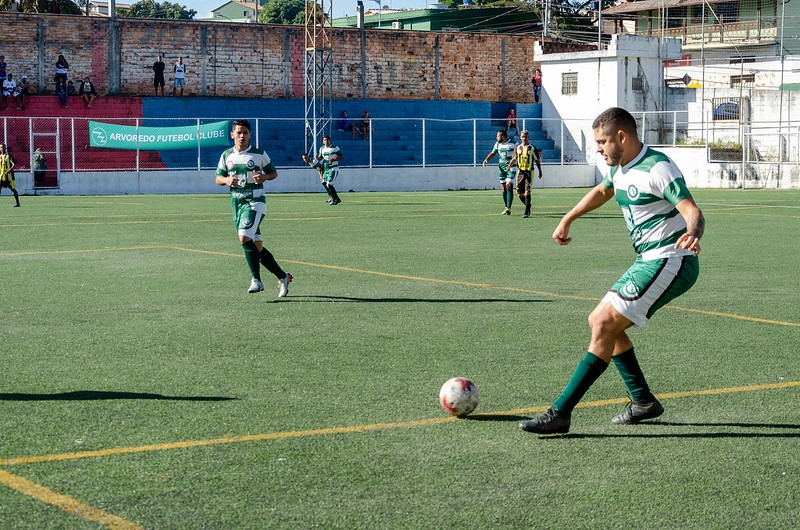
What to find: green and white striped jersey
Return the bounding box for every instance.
[602,145,694,259]
[491,140,517,170]
[215,145,275,211]
[319,145,342,168]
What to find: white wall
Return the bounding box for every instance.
[14,165,599,196]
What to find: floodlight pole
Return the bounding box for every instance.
[304,0,334,156]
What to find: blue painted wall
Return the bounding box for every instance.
[141,98,556,169]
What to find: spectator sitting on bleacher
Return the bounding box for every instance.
[17,75,29,110]
[55,75,68,109]
[79,76,98,108]
[67,80,76,97]
[1,73,16,111]
[338,111,362,140]
[360,110,374,141]
[506,108,518,136]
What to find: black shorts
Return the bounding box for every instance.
[154,74,165,87]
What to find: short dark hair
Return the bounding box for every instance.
[322,135,331,141]
[232,119,251,132]
[592,107,638,138]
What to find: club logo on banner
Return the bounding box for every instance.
[88,120,231,150]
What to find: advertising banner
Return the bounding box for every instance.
[89,120,230,150]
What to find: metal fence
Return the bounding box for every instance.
[4,114,800,189]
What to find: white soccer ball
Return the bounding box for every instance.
[439,377,479,418]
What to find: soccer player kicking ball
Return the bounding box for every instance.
[520,107,705,434]
[215,119,292,297]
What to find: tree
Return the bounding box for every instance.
[259,0,306,25]
[0,0,83,14]
[118,0,196,19]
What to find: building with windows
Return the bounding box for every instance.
[197,1,265,23]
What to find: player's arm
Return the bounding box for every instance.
[552,183,614,245]
[674,197,705,256]
[535,148,543,179]
[254,162,278,183]
[482,150,497,166]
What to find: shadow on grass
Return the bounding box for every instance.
[465,414,531,422]
[0,391,238,402]
[282,296,554,304]
[533,421,800,439]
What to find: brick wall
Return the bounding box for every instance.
[2,13,591,102]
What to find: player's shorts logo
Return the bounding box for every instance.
[627,185,640,201]
[622,281,639,298]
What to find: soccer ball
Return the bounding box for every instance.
[439,377,479,418]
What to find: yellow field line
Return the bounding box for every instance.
[0,469,144,530]
[3,245,798,327]
[2,380,799,468]
[1,380,797,529]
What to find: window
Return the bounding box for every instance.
[562,72,577,95]
[715,1,739,23]
[666,7,685,29]
[731,74,755,89]
[632,77,645,92]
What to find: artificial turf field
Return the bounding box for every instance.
[0,188,798,529]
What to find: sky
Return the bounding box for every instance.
[186,0,434,21]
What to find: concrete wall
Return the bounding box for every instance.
[11,165,599,196]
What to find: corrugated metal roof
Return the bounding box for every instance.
[603,0,712,16]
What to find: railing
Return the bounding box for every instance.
[4,114,800,187]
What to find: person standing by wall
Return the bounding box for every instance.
[0,143,20,207]
[509,130,543,218]
[153,55,166,96]
[215,119,293,297]
[55,54,69,81]
[482,129,518,215]
[173,57,185,96]
[0,55,7,105]
[532,68,542,103]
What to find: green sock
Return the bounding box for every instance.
[611,347,655,402]
[241,241,261,280]
[507,191,513,208]
[552,352,609,415]
[502,190,508,207]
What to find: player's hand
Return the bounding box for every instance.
[552,223,571,245]
[228,176,239,187]
[674,233,701,256]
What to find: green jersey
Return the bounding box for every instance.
[215,145,276,214]
[491,140,517,171]
[603,145,693,259]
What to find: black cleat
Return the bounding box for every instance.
[519,407,571,434]
[611,398,664,424]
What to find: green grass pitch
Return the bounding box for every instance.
[0,188,798,529]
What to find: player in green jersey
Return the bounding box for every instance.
[509,130,543,218]
[215,119,292,297]
[483,130,517,215]
[520,107,705,434]
[314,135,343,205]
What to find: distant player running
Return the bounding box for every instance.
[215,119,292,297]
[314,135,343,205]
[483,130,517,215]
[0,143,20,207]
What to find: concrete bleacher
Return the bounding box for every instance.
[8,97,560,182]
[141,98,561,169]
[11,96,166,186]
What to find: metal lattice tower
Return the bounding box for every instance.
[304,0,334,156]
